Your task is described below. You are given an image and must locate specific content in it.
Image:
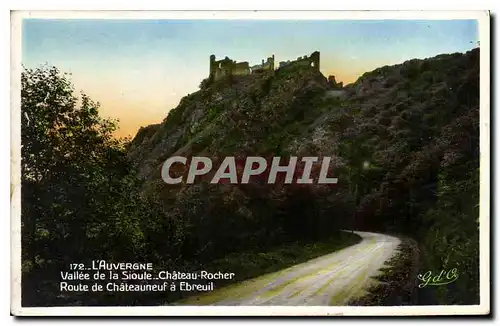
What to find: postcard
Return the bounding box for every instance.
[10,10,490,316]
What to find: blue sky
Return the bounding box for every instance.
[22,19,479,137]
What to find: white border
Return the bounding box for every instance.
[8,10,492,20]
[10,10,491,317]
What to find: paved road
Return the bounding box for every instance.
[179,231,401,306]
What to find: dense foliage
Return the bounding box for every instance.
[338,50,480,304]
[21,47,481,306]
[21,66,163,305]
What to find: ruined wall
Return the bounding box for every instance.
[233,62,251,76]
[209,56,230,81]
[262,55,275,71]
[328,75,343,89]
[310,51,320,70]
[251,55,275,73]
[210,55,252,81]
[279,51,320,71]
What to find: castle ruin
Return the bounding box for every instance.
[279,51,320,71]
[208,51,320,81]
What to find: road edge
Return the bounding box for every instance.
[347,236,421,306]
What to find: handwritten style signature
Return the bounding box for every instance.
[417,268,459,288]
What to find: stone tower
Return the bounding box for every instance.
[310,51,320,70]
[209,54,217,80]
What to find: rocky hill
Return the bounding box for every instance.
[128,48,480,305]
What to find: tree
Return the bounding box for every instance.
[21,65,153,306]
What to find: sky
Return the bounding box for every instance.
[22,19,479,138]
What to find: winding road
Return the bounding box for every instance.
[179,231,401,306]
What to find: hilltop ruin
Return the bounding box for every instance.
[208,51,320,81]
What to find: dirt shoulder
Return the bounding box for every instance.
[347,236,421,306]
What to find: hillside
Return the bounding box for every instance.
[128,48,480,305]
